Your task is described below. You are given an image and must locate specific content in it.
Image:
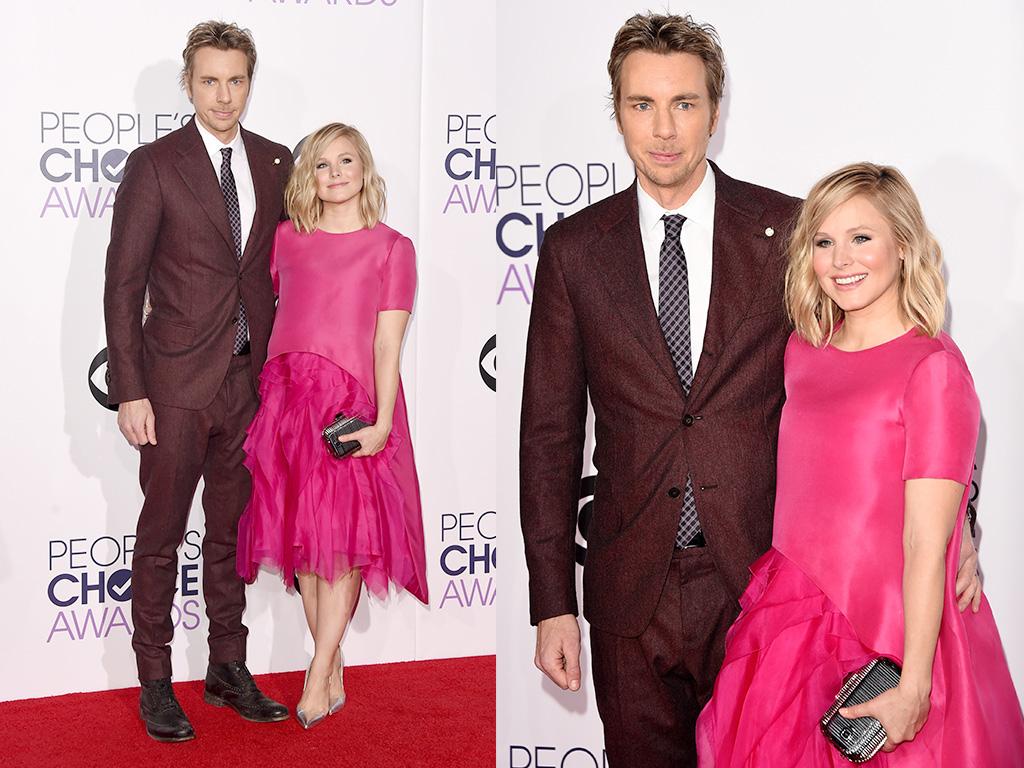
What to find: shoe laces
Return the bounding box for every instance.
[224,661,259,694]
[144,679,182,712]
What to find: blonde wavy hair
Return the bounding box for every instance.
[785,162,945,347]
[285,123,387,233]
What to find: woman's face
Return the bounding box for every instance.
[812,194,903,318]
[314,135,364,207]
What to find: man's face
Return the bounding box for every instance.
[186,46,251,143]
[616,51,719,205]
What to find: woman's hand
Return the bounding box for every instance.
[955,522,982,613]
[839,683,931,752]
[348,422,391,458]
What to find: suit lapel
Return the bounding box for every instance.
[688,162,772,404]
[174,120,236,256]
[240,128,275,268]
[590,185,686,400]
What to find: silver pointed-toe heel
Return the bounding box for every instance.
[328,648,346,715]
[296,665,329,730]
[296,707,327,730]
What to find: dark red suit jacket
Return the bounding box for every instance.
[104,119,293,409]
[520,162,801,637]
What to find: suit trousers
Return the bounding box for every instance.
[131,354,258,681]
[590,547,739,768]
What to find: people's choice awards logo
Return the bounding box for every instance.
[479,334,496,391]
[46,532,204,642]
[249,0,401,8]
[39,110,191,219]
[438,510,496,609]
[509,744,608,768]
[496,154,628,305]
[443,113,496,216]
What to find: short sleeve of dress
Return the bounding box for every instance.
[902,349,980,484]
[379,235,416,312]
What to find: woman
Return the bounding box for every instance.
[696,163,1024,765]
[236,122,428,729]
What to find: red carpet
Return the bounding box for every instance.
[3,655,494,768]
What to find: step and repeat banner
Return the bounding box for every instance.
[497,1,1024,765]
[0,0,494,701]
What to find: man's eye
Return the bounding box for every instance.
[814,239,832,248]
[675,102,693,110]
[634,102,650,111]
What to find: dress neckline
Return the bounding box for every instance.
[315,223,377,236]
[824,326,918,354]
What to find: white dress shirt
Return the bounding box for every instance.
[637,160,716,380]
[194,118,257,256]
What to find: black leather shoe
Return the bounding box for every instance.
[204,661,289,722]
[139,679,196,742]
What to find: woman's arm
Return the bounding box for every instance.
[840,477,964,751]
[349,309,410,457]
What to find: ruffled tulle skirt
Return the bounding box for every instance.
[696,548,1024,766]
[237,352,428,602]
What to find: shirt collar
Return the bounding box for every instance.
[194,117,245,164]
[637,159,716,236]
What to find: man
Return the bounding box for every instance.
[104,21,293,742]
[519,13,980,767]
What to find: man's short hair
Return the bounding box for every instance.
[180,20,257,90]
[607,13,725,117]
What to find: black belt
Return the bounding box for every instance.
[678,530,706,549]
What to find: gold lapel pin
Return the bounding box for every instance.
[273,157,281,165]
[764,227,775,237]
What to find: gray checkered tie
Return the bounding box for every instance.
[220,147,248,354]
[658,214,702,547]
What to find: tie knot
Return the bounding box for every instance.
[662,213,686,238]
[220,147,232,164]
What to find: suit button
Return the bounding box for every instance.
[683,414,695,427]
[231,316,238,324]
[668,487,681,498]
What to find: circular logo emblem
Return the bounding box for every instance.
[292,134,310,162]
[101,148,129,182]
[479,334,496,391]
[107,568,133,602]
[88,348,117,411]
[575,474,596,567]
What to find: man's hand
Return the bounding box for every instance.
[955,519,982,613]
[535,614,582,691]
[117,398,157,448]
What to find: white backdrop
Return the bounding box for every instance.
[0,0,495,702]
[497,1,1024,765]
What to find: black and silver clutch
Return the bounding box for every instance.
[820,657,902,763]
[322,412,369,458]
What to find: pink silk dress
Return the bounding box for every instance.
[236,221,428,603]
[696,329,1024,766]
